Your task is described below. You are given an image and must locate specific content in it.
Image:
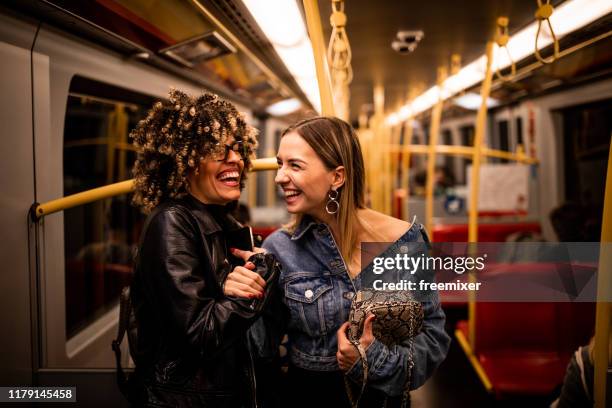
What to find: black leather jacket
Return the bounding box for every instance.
[130,195,280,407]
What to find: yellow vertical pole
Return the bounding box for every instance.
[401,118,413,220]
[468,41,495,349]
[425,67,446,236]
[371,85,385,212]
[303,0,336,116]
[390,123,401,216]
[247,173,257,208]
[265,147,276,207]
[593,137,612,408]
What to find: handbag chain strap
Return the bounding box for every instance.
[345,300,418,408]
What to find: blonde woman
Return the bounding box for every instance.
[263,117,450,407]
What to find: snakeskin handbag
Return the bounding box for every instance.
[345,289,424,408]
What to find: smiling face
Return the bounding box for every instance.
[187,138,245,205]
[275,132,342,219]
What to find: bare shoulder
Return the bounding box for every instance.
[359,209,413,242]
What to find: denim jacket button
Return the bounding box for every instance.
[305,289,314,299]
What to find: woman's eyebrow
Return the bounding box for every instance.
[277,156,307,165]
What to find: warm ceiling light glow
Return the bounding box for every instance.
[242,0,321,113]
[386,113,399,126]
[453,92,500,110]
[266,98,302,116]
[389,0,611,120]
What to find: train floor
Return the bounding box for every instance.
[413,307,559,408]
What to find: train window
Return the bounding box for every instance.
[497,120,509,163]
[516,117,524,146]
[559,98,612,241]
[63,76,153,338]
[459,125,475,184]
[442,129,455,176]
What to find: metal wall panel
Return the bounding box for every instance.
[0,13,37,385]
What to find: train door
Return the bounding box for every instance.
[26,21,209,406]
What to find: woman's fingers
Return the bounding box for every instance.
[230,247,256,262]
[223,280,261,298]
[226,266,265,292]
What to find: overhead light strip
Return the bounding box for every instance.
[242,0,322,113]
[390,0,612,123]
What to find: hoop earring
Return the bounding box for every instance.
[325,189,339,215]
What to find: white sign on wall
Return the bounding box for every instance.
[467,164,529,212]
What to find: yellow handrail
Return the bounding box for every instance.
[388,144,538,164]
[303,0,336,116]
[593,137,612,408]
[33,157,279,219]
[425,67,446,236]
[455,329,494,392]
[468,41,495,349]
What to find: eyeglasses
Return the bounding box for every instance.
[212,140,253,162]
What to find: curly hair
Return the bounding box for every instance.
[130,89,258,213]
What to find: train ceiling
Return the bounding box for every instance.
[316,0,607,122]
[4,1,611,123]
[4,0,314,117]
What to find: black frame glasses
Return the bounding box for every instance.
[213,140,252,162]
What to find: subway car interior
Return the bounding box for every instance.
[1,0,611,406]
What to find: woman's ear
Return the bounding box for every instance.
[332,166,345,190]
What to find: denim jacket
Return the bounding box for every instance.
[262,216,450,396]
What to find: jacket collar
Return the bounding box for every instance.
[182,195,243,235]
[290,215,321,240]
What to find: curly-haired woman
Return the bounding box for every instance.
[129,89,281,408]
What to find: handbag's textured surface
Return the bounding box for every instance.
[345,289,424,408]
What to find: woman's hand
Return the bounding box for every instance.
[336,314,376,372]
[223,248,266,299]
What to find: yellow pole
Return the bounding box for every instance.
[265,148,277,207]
[390,123,401,216]
[469,42,494,242]
[425,67,446,236]
[468,41,495,349]
[247,174,257,209]
[389,144,539,165]
[302,0,336,116]
[593,137,612,408]
[400,118,413,219]
[372,85,385,213]
[34,158,279,219]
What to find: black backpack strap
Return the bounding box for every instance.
[112,286,132,395]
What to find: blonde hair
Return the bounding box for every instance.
[282,117,365,260]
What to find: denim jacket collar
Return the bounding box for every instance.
[290,215,321,241]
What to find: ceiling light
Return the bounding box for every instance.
[159,32,236,68]
[389,0,611,120]
[242,0,321,113]
[266,98,302,116]
[453,92,500,110]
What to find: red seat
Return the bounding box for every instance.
[456,295,594,399]
[432,222,541,242]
